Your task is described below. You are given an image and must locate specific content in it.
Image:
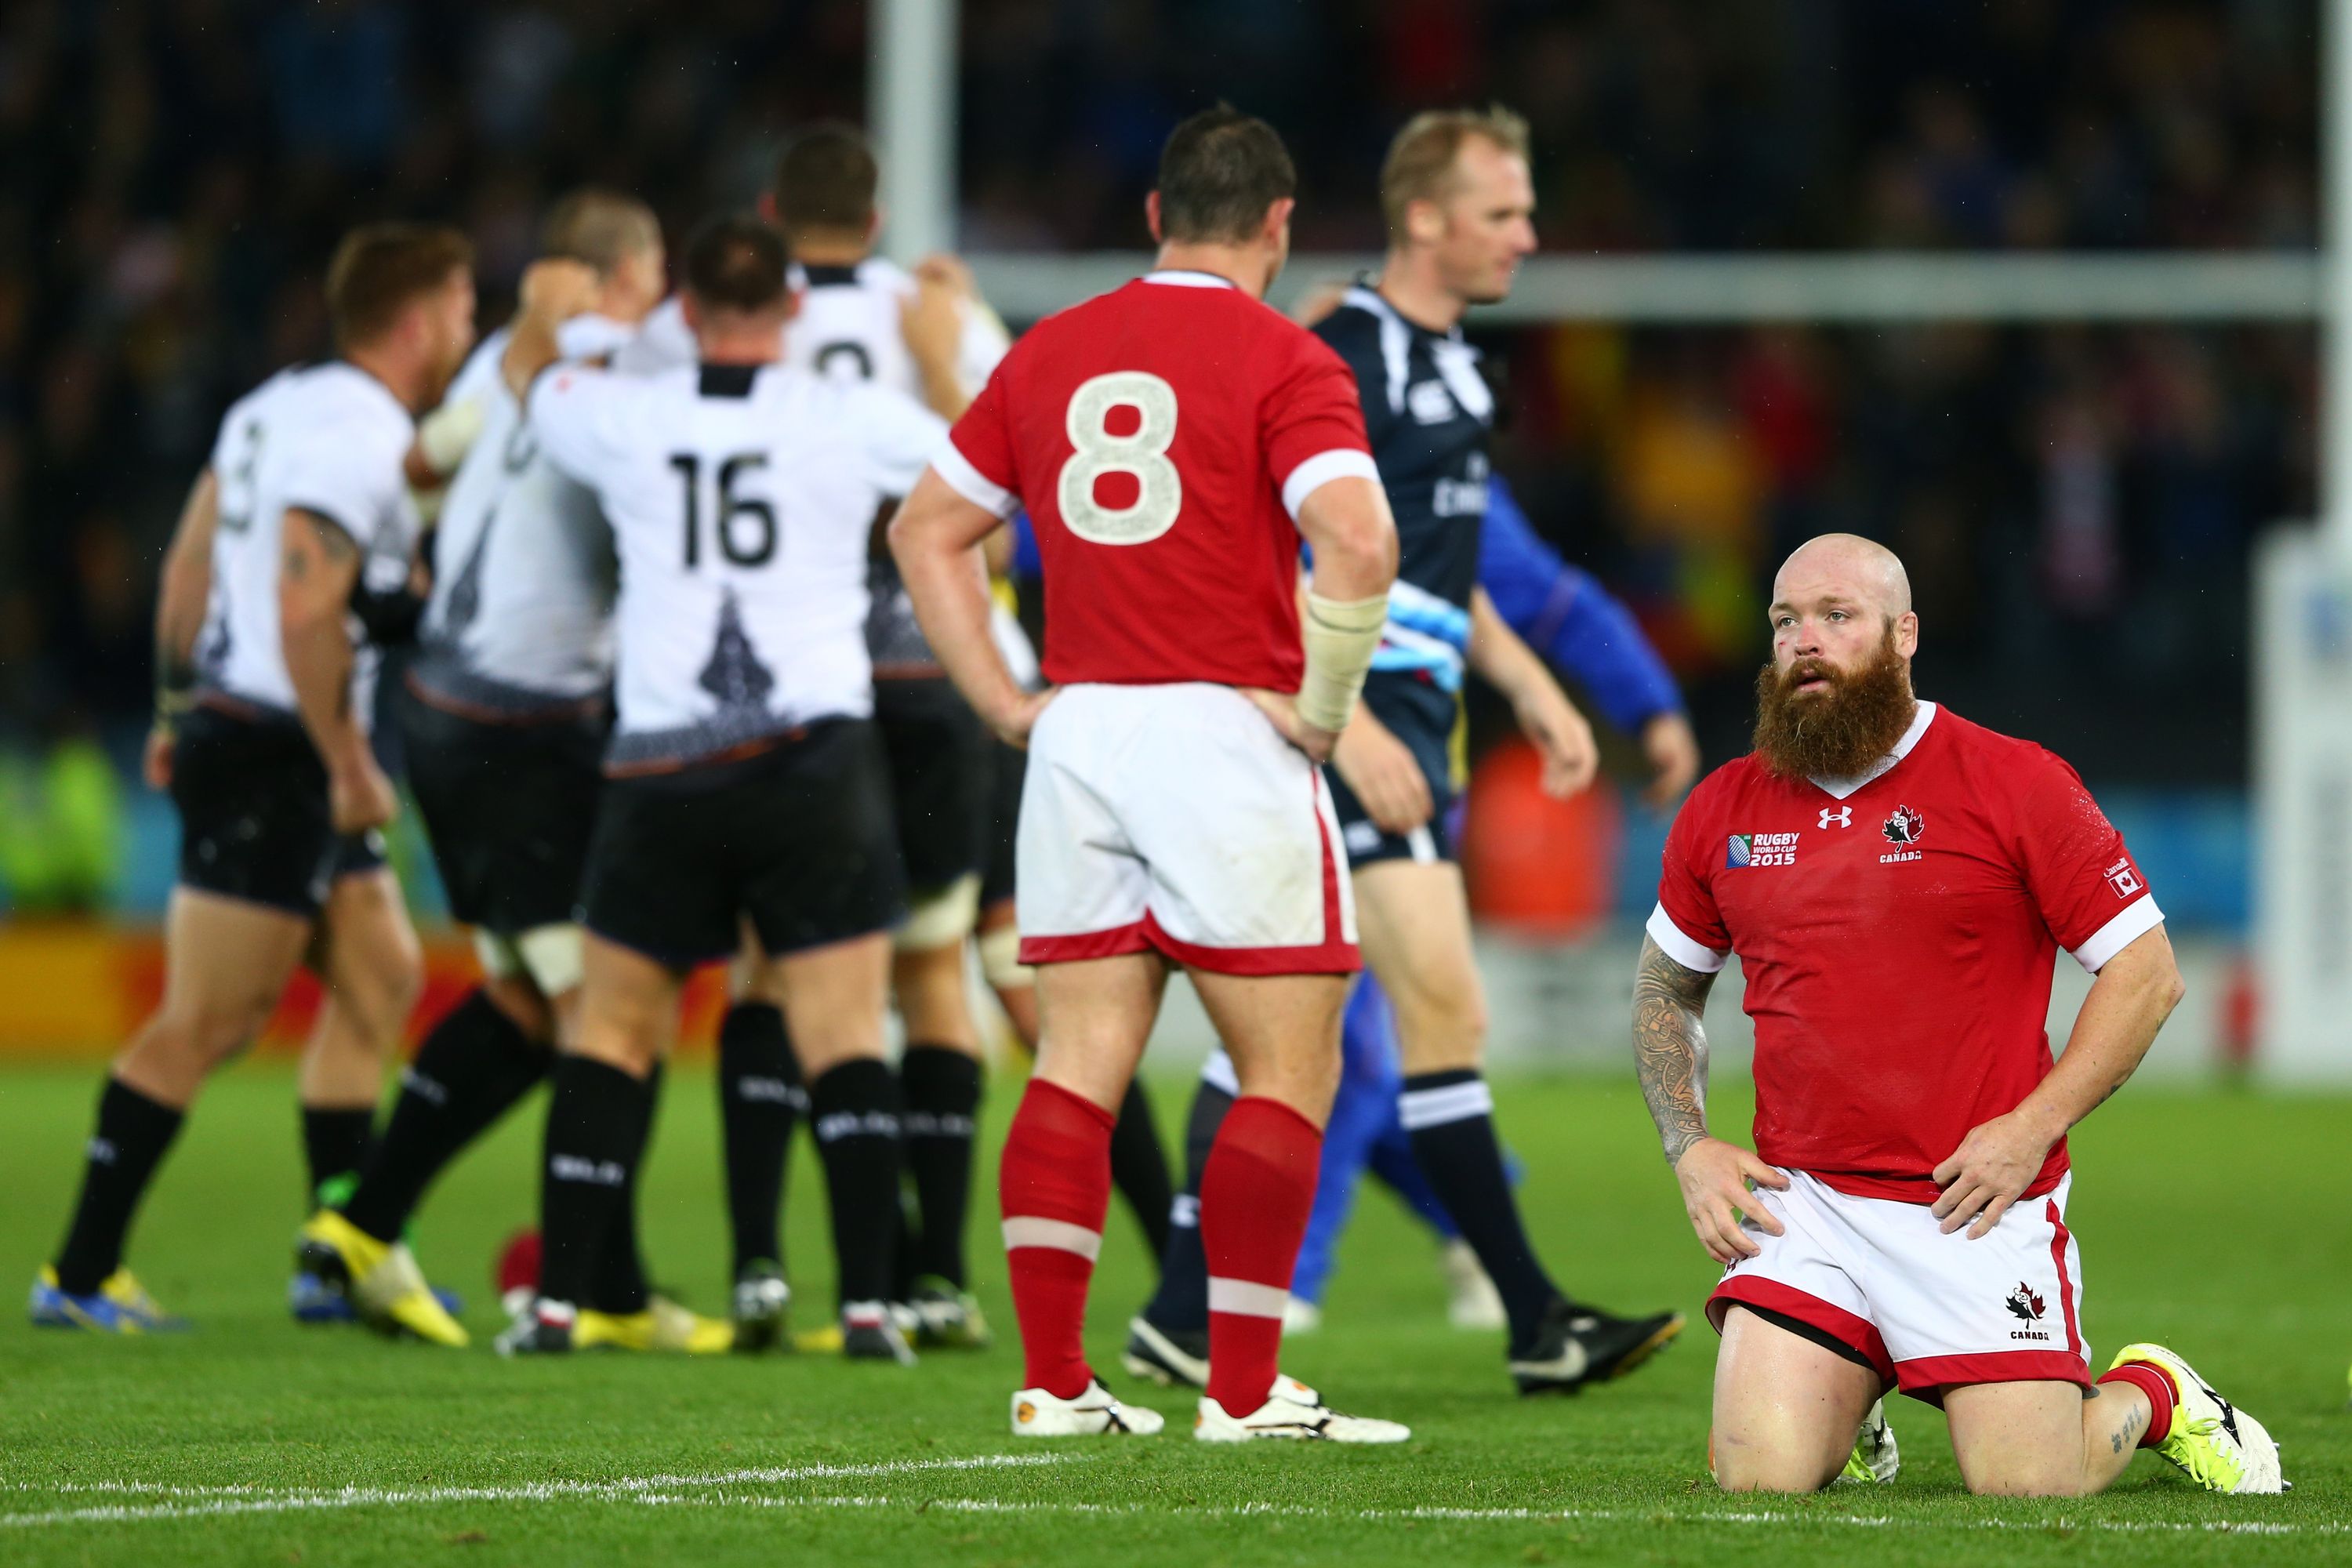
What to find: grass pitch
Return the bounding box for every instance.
[1,1057,2345,1566]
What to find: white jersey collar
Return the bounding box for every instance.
[1809,700,1938,800]
[1143,269,1240,289]
[557,313,637,361]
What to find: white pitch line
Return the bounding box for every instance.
[910,1497,2339,1538]
[4,1458,2332,1540]
[0,1454,1073,1530]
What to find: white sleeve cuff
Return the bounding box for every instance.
[930,438,1018,518]
[1646,904,1727,974]
[1280,448,1381,520]
[2068,895,2165,973]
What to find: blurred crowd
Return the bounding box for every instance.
[0,0,2318,817]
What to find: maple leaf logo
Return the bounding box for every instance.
[2004,1282,2046,1323]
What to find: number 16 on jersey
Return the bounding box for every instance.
[670,452,778,568]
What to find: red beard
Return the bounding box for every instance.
[1751,624,1916,780]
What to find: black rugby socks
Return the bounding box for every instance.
[537,1056,650,1308]
[1110,1077,1175,1262]
[343,988,550,1243]
[1137,1073,1236,1337]
[301,1106,377,1203]
[809,1058,905,1312]
[717,1002,803,1277]
[900,1044,982,1288]
[53,1077,185,1295]
[1400,1068,1559,1353]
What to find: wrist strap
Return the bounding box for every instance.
[1297,591,1388,735]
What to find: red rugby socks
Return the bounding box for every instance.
[1000,1079,1115,1399]
[2098,1361,2177,1447]
[1201,1096,1323,1417]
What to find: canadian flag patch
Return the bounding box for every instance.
[2104,858,2144,898]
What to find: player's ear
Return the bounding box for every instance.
[757,190,779,224]
[680,292,703,335]
[1408,198,1445,248]
[866,203,885,247]
[1894,610,1919,659]
[1145,191,1165,245]
[1263,197,1296,248]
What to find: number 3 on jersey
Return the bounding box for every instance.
[1058,372,1180,545]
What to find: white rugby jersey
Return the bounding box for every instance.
[413,318,633,714]
[615,258,1008,394]
[194,362,420,724]
[526,359,947,770]
[615,262,1006,674]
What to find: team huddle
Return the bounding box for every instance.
[30,103,2288,1487]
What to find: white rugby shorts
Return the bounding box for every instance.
[1708,1167,2090,1404]
[1014,683,1358,976]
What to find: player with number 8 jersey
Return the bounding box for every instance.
[895,107,1410,1444]
[931,270,1378,969]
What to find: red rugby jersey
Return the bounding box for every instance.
[1650,702,2163,1203]
[930,270,1376,691]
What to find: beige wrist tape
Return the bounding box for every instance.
[1296,591,1389,734]
[417,394,488,476]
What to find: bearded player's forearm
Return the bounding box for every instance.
[1633,934,1718,1164]
[2013,926,2185,1143]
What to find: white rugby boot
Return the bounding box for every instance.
[1836,1398,1900,1483]
[2111,1343,2288,1494]
[1009,1379,1166,1436]
[1194,1384,1410,1443]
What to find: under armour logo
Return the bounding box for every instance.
[1820,807,1852,829]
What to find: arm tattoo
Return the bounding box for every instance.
[1632,935,1717,1166]
[308,513,361,564]
[285,508,361,577]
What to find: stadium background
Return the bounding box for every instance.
[2,3,2348,1561]
[0,0,2313,1066]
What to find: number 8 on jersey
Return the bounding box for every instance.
[1058,372,1181,546]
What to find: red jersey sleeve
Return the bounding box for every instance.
[2006,748,2163,972]
[1261,331,1379,520]
[1649,775,1733,973]
[932,358,1020,518]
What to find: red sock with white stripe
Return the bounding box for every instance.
[2097,1362,2177,1447]
[999,1078,1115,1400]
[1201,1095,1323,1417]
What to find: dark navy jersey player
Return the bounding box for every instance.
[1121,110,1682,1402]
[1311,281,1494,862]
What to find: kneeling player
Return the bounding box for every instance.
[494,216,943,1362]
[1635,533,2285,1496]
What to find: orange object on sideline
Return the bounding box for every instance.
[0,922,731,1058]
[1460,737,1622,940]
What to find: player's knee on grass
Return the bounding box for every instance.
[1711,1305,1878,1492]
[1711,1443,1849,1494]
[1946,1381,2105,1497]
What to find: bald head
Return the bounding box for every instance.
[1774,534,1912,621]
[1766,532,1920,691]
